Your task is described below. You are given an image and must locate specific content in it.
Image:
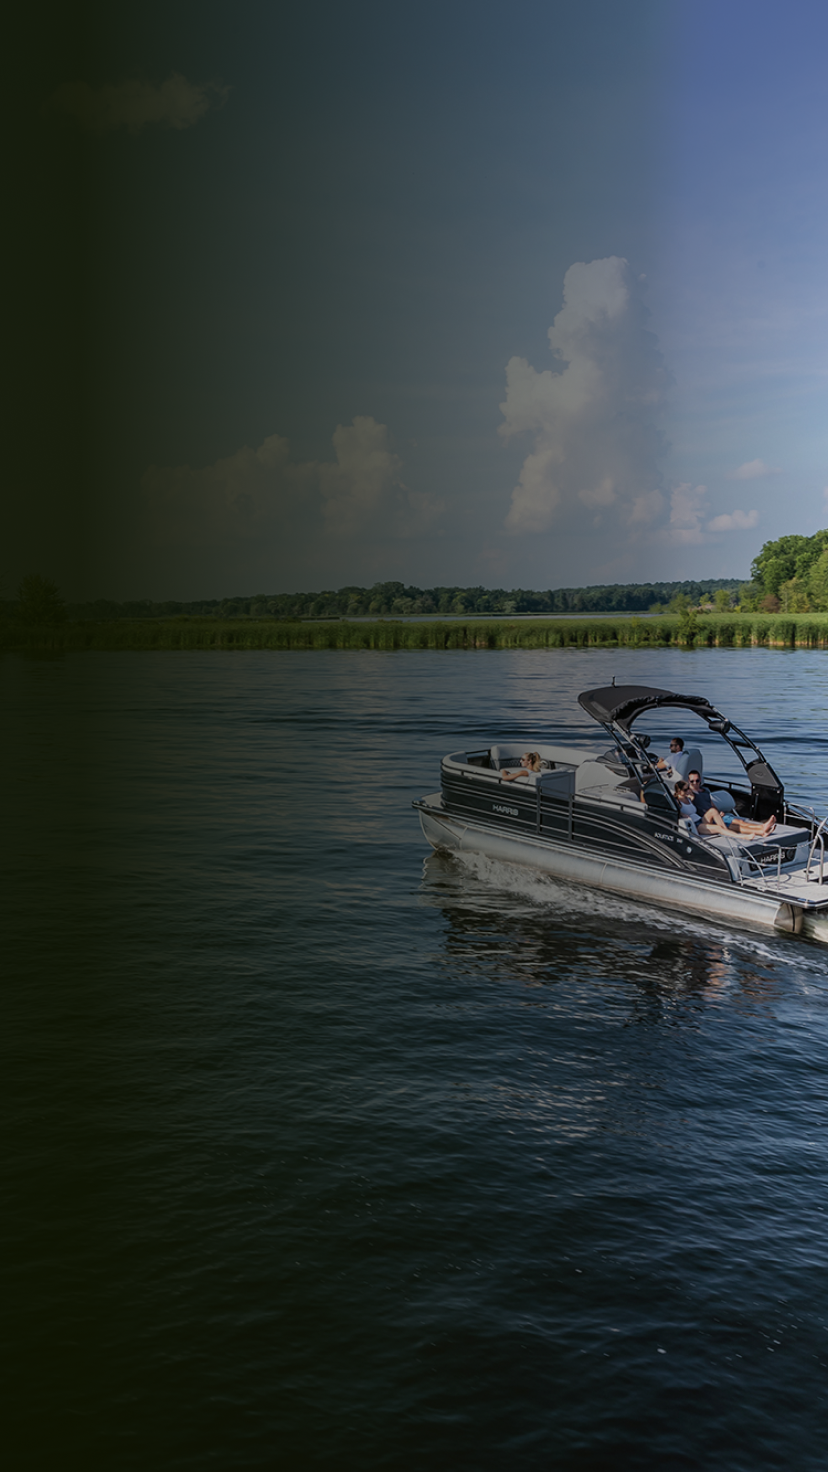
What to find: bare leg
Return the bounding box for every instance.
[730,814,777,837]
[697,808,731,836]
[696,804,777,838]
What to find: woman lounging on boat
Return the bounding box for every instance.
[500,752,542,781]
[673,780,777,839]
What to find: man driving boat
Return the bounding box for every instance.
[655,737,685,776]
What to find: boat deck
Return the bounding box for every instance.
[725,854,828,906]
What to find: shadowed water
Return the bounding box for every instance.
[4,649,828,1470]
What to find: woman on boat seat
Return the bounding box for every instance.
[673,780,777,839]
[500,752,542,781]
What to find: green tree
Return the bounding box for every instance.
[778,576,810,612]
[737,582,762,611]
[677,608,698,645]
[751,534,810,597]
[751,529,828,598]
[16,574,66,625]
[795,527,828,576]
[807,548,828,611]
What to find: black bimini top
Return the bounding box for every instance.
[578,685,721,730]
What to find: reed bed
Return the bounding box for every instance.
[4,611,828,652]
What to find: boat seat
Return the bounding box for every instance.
[703,825,811,857]
[489,744,551,771]
[670,747,703,780]
[575,760,626,793]
[576,781,642,808]
[488,743,589,771]
[488,768,575,795]
[667,782,735,812]
[741,824,811,851]
[489,760,556,774]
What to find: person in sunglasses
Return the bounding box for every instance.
[500,751,543,781]
[655,736,685,775]
[674,779,777,839]
[687,770,715,819]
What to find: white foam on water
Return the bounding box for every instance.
[423,847,828,976]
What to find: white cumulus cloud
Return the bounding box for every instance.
[52,73,229,134]
[141,417,436,551]
[500,257,670,535]
[658,485,759,542]
[629,489,665,524]
[707,508,759,532]
[142,432,316,545]
[664,483,709,544]
[319,417,405,536]
[727,459,780,481]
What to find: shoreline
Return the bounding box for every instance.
[3,612,828,652]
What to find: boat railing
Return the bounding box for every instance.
[727,838,795,891]
[729,844,769,889]
[728,820,825,892]
[805,815,828,885]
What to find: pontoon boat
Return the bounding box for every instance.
[414,684,828,942]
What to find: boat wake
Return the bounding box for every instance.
[421,846,827,973]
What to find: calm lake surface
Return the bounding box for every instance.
[5,648,828,1470]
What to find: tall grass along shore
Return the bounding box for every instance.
[5,611,828,653]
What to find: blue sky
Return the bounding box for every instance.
[9,0,828,598]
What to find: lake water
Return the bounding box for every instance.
[5,648,828,1470]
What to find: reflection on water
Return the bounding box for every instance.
[5,648,828,1471]
[422,847,794,1000]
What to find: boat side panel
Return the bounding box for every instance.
[440,769,540,835]
[572,796,730,879]
[417,804,806,936]
[440,768,730,880]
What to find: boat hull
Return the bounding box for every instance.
[416,796,826,942]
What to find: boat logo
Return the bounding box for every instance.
[757,847,795,867]
[492,803,519,817]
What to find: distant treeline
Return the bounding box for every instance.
[5,575,828,652]
[21,577,744,622]
[5,527,827,630]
